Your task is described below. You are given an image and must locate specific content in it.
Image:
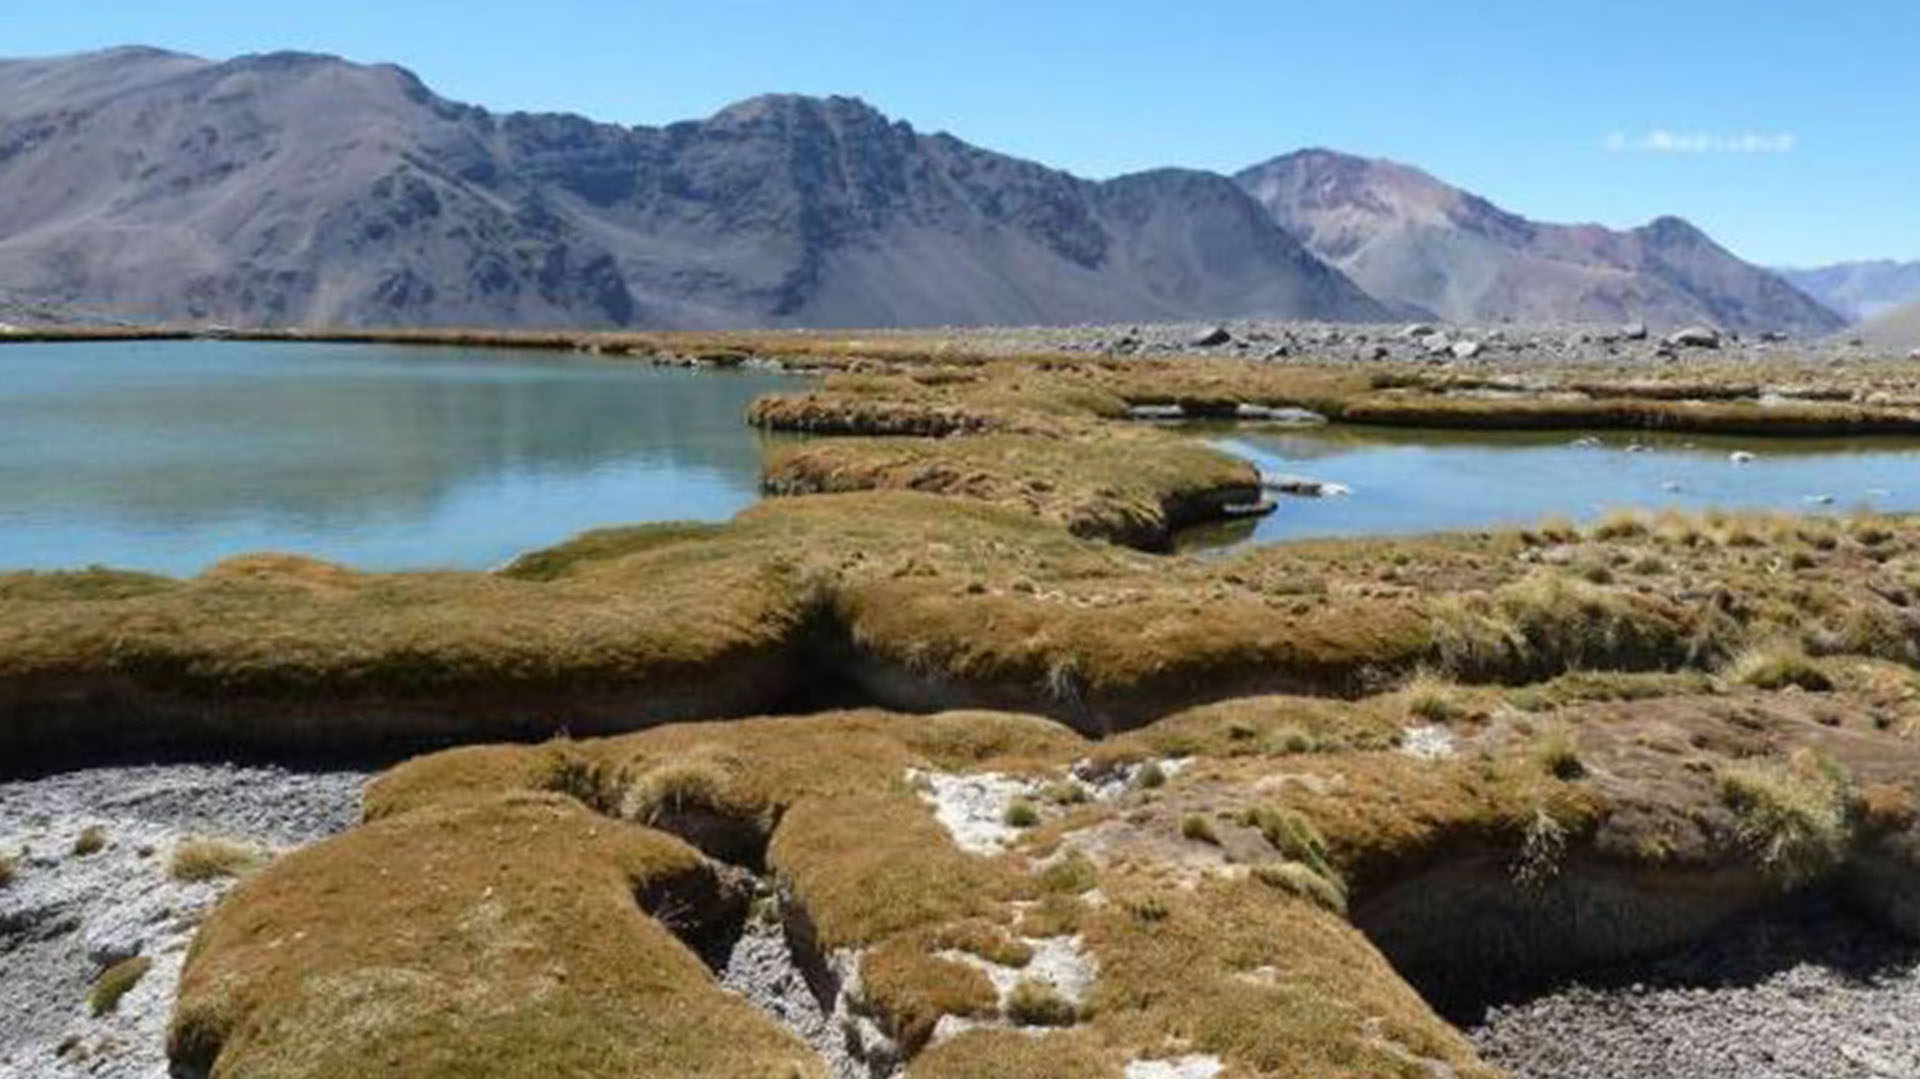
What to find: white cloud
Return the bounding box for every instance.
[1603,130,1797,154]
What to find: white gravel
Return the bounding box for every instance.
[1126,1056,1223,1079]
[909,769,1042,855]
[0,763,368,1079]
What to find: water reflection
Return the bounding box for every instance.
[0,341,803,573]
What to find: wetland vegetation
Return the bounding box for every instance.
[8,326,1920,1078]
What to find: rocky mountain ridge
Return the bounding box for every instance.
[1235,148,1844,337]
[0,48,1385,329]
[0,47,1845,334]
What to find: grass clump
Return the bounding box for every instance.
[171,794,822,1079]
[1718,749,1854,886]
[1131,761,1167,790]
[1038,850,1099,895]
[861,943,999,1050]
[169,838,269,883]
[1252,861,1348,914]
[1402,670,1464,722]
[1590,509,1649,541]
[1533,726,1586,780]
[1729,641,1833,692]
[90,956,152,1017]
[72,826,106,857]
[1181,814,1219,845]
[1243,805,1336,884]
[0,853,15,888]
[1004,799,1041,828]
[1005,978,1078,1027]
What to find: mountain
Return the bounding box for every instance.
[1775,260,1920,323]
[1235,149,1845,336]
[1861,297,1920,349]
[0,47,1387,329]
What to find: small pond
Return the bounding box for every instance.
[0,341,802,575]
[1185,424,1920,549]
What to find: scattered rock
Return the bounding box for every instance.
[1451,339,1483,359]
[1622,321,1649,341]
[1400,725,1456,761]
[1190,326,1232,348]
[1126,1055,1224,1079]
[1729,450,1756,464]
[1665,326,1722,350]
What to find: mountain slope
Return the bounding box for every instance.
[0,49,1387,329]
[1776,260,1920,323]
[1235,149,1844,336]
[1862,297,1920,349]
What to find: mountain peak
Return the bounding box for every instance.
[707,92,895,129]
[1236,154,1841,334]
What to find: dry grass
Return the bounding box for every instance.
[169,838,270,883]
[1082,873,1496,1078]
[859,942,998,1051]
[1005,978,1078,1026]
[761,431,1258,550]
[170,793,819,1079]
[10,487,1918,754]
[1730,641,1835,692]
[1717,749,1854,886]
[72,826,105,857]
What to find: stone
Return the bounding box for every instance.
[1398,323,1436,339]
[1623,321,1649,341]
[1450,339,1483,359]
[1665,326,1721,349]
[1189,326,1231,348]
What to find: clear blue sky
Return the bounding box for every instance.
[6,1,1913,266]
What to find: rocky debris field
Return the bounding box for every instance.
[1471,899,1920,1079]
[893,318,1908,369]
[0,764,368,1079]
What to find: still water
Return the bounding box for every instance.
[1190,424,1920,548]
[0,341,801,575]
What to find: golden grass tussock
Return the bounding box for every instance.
[7,475,1920,756]
[1729,640,1835,692]
[1082,873,1497,1078]
[170,793,820,1079]
[169,837,270,883]
[761,430,1258,550]
[859,941,999,1051]
[1717,749,1854,886]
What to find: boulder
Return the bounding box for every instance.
[1622,321,1649,341]
[1190,326,1232,348]
[1664,326,1721,349]
[1450,340,1483,360]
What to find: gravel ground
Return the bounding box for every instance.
[1469,899,1920,1079]
[720,918,863,1079]
[872,318,1897,369]
[0,763,369,1079]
